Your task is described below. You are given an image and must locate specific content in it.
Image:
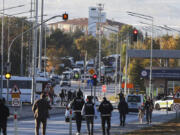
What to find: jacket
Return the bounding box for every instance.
[32,98,51,119]
[81,101,97,116]
[144,100,154,112]
[118,100,128,114]
[99,100,113,116]
[0,103,9,125]
[71,97,85,112]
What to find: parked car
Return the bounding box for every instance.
[154,96,174,111]
[60,78,71,87]
[125,94,144,112]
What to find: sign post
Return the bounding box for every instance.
[173,86,180,120]
[102,85,107,97]
[11,86,21,135]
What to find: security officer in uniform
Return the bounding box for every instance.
[118,97,128,127]
[71,91,85,135]
[82,96,97,135]
[99,97,113,135]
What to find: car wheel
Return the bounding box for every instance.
[170,104,173,111]
[155,104,160,110]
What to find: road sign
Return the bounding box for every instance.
[88,68,95,75]
[174,86,180,103]
[12,98,20,107]
[174,103,180,111]
[102,85,107,92]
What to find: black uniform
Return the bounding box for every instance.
[118,98,128,126]
[99,98,113,135]
[0,98,9,135]
[144,99,154,124]
[71,93,85,134]
[82,98,95,135]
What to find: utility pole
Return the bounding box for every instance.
[118,37,122,93]
[31,0,38,104]
[44,25,47,76]
[115,34,118,97]
[38,0,44,72]
[124,35,129,95]
[98,3,104,84]
[0,0,4,99]
[20,21,24,76]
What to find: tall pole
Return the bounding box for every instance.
[20,21,24,76]
[98,4,103,84]
[118,37,122,93]
[149,19,153,98]
[124,35,129,95]
[0,0,4,99]
[31,0,38,104]
[44,25,47,76]
[38,0,44,72]
[115,34,118,97]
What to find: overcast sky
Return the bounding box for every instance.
[1,0,180,30]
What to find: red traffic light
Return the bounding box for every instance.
[62,13,68,20]
[133,29,138,35]
[93,74,97,79]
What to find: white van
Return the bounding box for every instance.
[125,94,144,112]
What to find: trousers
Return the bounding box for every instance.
[101,116,111,135]
[86,116,94,135]
[75,112,82,133]
[35,118,47,135]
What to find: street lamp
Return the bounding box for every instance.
[127,11,154,98]
[7,14,66,104]
[0,3,25,99]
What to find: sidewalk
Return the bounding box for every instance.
[82,111,177,135]
[8,102,66,121]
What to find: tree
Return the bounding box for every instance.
[75,35,98,59]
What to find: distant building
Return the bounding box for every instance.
[48,18,125,38]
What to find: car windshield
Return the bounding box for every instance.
[128,96,141,102]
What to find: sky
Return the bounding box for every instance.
[1,0,180,32]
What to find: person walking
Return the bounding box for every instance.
[144,97,154,124]
[118,97,128,127]
[71,91,85,135]
[32,93,51,135]
[81,96,97,135]
[99,97,113,135]
[68,90,72,102]
[59,89,65,106]
[0,98,9,135]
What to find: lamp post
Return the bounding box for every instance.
[0,3,25,99]
[7,14,64,103]
[127,11,154,98]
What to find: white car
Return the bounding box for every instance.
[60,78,71,87]
[154,96,174,111]
[125,94,144,112]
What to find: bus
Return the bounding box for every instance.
[0,76,50,103]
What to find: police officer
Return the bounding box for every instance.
[82,96,97,135]
[99,97,113,135]
[0,98,9,135]
[144,97,154,124]
[71,91,85,135]
[118,97,128,127]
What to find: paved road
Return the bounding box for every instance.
[6,110,175,135]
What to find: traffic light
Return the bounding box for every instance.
[62,13,68,21]
[92,74,97,86]
[133,29,138,42]
[5,73,11,79]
